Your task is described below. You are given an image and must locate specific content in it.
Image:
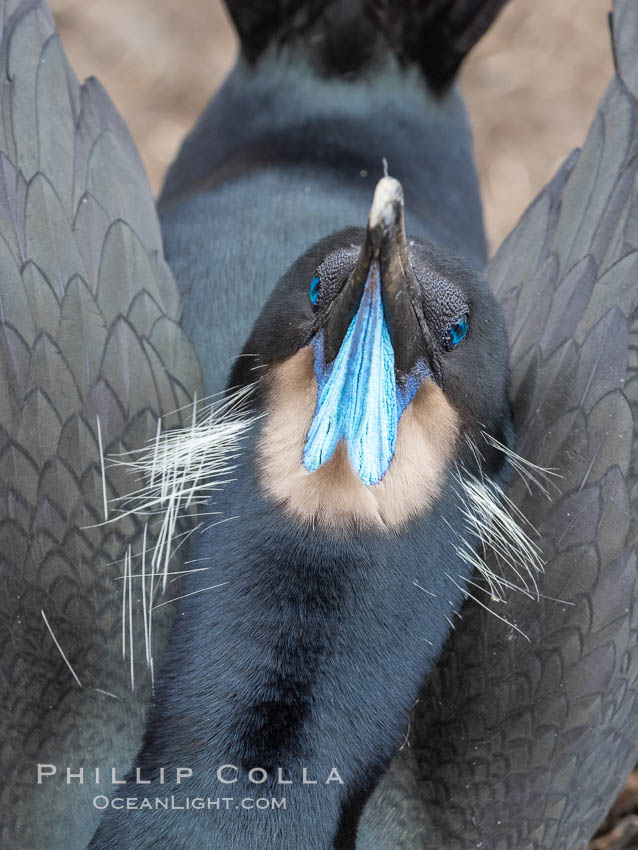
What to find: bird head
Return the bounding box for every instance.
[231,176,512,531]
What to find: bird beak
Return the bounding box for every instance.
[322,177,435,379]
[303,176,434,486]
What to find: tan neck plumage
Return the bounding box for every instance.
[257,347,460,532]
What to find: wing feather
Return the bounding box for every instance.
[0,3,203,849]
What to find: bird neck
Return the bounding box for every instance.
[160,52,486,270]
[131,441,472,848]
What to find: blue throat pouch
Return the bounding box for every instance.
[303,262,425,486]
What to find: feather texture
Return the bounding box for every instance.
[0,3,203,849]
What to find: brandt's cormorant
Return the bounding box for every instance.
[2,1,638,849]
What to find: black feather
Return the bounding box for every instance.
[225,0,509,90]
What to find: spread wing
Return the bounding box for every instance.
[360,1,638,847]
[0,2,203,848]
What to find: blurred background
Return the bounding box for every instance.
[48,0,613,254]
[46,2,636,848]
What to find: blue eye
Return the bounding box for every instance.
[446,315,469,349]
[309,275,321,305]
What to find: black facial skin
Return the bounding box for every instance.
[91,219,512,850]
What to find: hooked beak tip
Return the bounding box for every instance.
[368,176,405,241]
[321,174,426,372]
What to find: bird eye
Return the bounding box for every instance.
[445,314,469,349]
[309,275,321,306]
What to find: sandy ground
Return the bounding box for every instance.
[46,2,631,847]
